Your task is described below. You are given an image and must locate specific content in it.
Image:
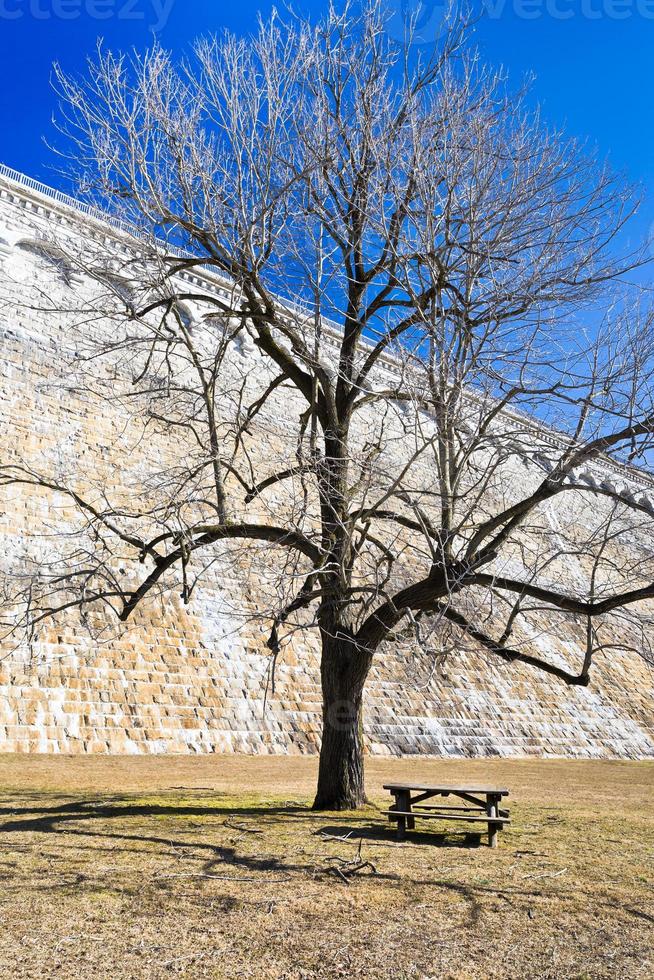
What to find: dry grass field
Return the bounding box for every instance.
[0,755,651,979]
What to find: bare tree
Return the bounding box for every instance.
[2,1,654,807]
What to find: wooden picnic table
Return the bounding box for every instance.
[383,782,510,848]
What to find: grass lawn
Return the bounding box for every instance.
[0,755,651,979]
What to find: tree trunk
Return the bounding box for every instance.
[312,633,369,810]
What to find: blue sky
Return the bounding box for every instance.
[0,0,652,243]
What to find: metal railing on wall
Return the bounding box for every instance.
[0,163,140,237]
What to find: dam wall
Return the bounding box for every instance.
[0,165,653,759]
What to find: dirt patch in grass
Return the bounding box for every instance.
[0,756,651,979]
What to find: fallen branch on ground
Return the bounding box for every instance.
[223,820,264,834]
[520,868,568,880]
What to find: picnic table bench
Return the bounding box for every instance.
[383,782,510,848]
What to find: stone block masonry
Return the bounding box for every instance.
[0,165,653,759]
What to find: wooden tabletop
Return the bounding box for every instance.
[383,783,509,796]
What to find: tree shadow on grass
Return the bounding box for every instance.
[318,821,485,849]
[0,800,487,857]
[0,796,416,902]
[0,796,649,933]
[0,800,310,892]
[0,798,310,831]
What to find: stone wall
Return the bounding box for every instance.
[1,166,653,759]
